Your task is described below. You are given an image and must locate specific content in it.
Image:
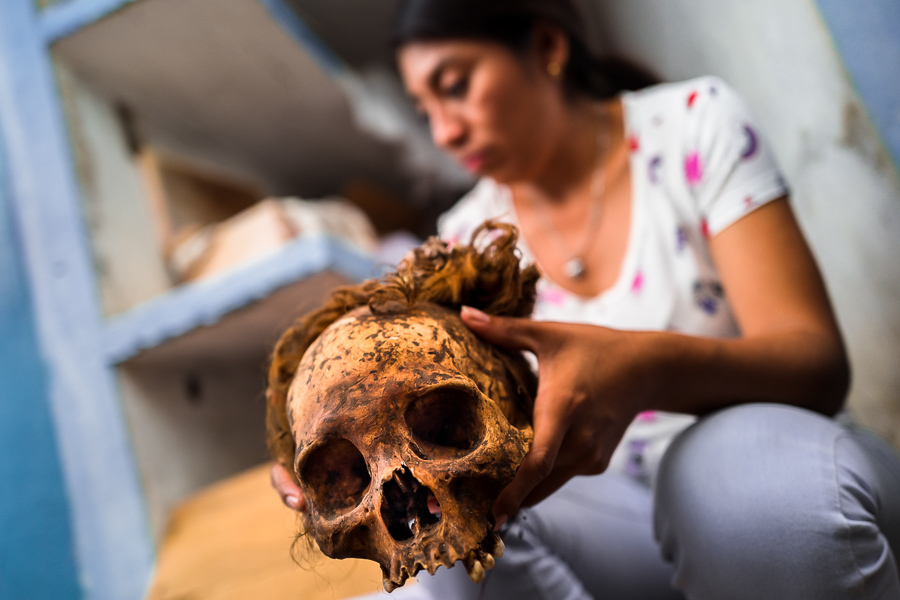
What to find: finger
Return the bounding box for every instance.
[492,399,567,526]
[270,463,306,512]
[521,431,618,507]
[521,465,582,507]
[460,306,541,353]
[516,421,603,508]
[493,444,558,526]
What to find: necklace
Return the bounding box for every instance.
[528,108,610,280]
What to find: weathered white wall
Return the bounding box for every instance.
[118,360,270,540]
[55,64,173,316]
[588,0,900,447]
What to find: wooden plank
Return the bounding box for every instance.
[148,463,387,600]
[137,148,264,243]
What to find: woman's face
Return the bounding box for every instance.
[398,38,566,183]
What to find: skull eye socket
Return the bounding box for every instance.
[405,387,484,457]
[300,438,371,517]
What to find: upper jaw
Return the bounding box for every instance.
[383,528,506,592]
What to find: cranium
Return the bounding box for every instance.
[267,224,539,592]
[290,303,534,590]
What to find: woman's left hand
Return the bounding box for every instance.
[460,306,655,528]
[270,462,307,512]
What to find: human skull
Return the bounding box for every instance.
[287,302,534,591]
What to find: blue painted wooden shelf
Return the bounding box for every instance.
[0,0,409,597]
[103,234,383,365]
[40,0,140,43]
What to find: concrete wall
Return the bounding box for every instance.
[587,0,900,448]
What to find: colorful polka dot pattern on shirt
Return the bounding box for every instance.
[436,76,790,483]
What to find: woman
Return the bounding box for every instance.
[272,0,900,597]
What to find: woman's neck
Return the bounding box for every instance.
[515,96,624,205]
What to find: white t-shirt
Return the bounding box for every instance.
[438,76,789,483]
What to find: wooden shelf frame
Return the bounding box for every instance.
[104,234,381,365]
[0,1,387,598]
[0,3,155,598]
[40,0,346,78]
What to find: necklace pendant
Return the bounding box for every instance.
[565,257,586,279]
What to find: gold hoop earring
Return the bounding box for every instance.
[547,61,562,78]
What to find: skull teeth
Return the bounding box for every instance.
[385,543,500,590]
[489,534,505,558]
[466,559,486,583]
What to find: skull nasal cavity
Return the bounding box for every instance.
[381,467,441,542]
[405,388,484,455]
[301,438,371,518]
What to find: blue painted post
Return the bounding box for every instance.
[816,0,900,172]
[0,1,154,598]
[0,118,82,600]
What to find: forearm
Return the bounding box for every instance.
[660,198,852,417]
[643,329,850,417]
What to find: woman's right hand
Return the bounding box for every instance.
[270,462,306,512]
[460,306,652,527]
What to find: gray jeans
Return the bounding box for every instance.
[354,404,900,599]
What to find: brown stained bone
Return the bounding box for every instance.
[288,303,534,591]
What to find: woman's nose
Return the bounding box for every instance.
[429,109,466,150]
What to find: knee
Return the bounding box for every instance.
[654,403,844,529]
[653,404,892,597]
[657,403,836,498]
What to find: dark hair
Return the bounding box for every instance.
[392,0,658,99]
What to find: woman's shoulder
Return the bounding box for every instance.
[436,178,515,244]
[626,75,734,107]
[627,76,788,236]
[625,76,753,132]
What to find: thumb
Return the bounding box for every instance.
[492,395,565,528]
[271,462,306,512]
[460,306,540,353]
[492,430,561,529]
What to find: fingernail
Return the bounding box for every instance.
[461,306,489,325]
[494,514,508,532]
[286,495,300,510]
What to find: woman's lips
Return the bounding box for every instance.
[461,153,487,173]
